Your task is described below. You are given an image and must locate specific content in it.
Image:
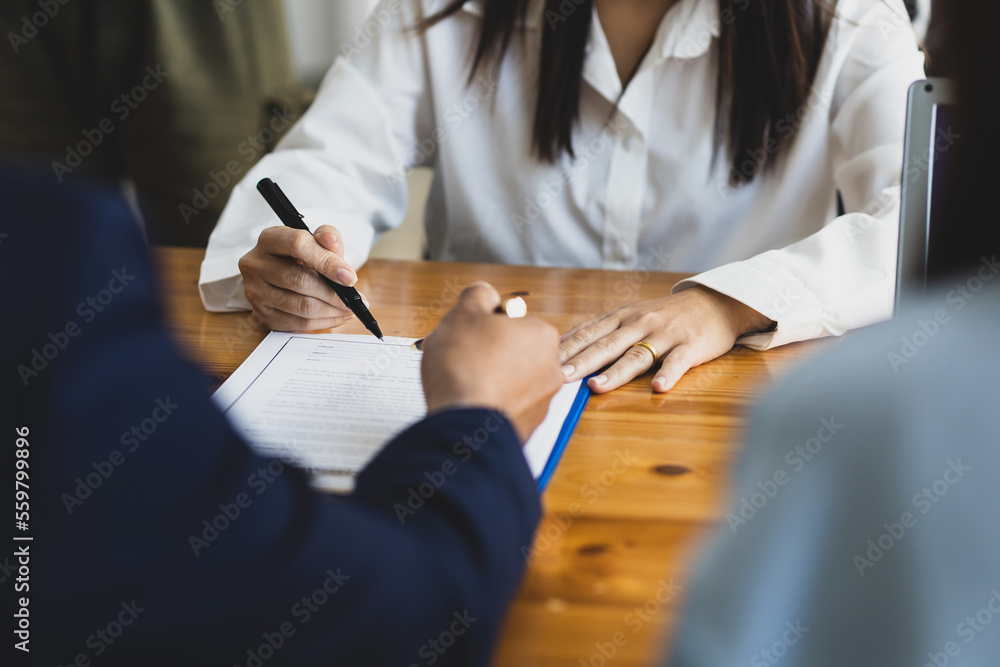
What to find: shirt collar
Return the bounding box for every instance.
[457,0,719,110]
[582,0,720,105]
[654,0,721,62]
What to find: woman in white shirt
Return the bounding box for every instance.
[200,0,925,395]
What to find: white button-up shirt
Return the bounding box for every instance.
[200,0,925,349]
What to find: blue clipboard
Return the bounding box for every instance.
[536,380,592,491]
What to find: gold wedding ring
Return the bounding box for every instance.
[632,341,658,363]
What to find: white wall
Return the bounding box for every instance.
[282,0,380,85]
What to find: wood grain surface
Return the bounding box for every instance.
[153,247,828,666]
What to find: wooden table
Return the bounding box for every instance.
[153,248,826,667]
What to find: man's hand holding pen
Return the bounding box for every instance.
[420,283,563,443]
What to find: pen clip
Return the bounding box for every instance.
[257,178,304,222]
[274,183,304,221]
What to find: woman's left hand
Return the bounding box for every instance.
[559,286,773,394]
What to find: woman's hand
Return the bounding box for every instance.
[559,286,773,394]
[238,225,364,332]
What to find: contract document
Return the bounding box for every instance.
[214,332,589,492]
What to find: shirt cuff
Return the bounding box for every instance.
[673,261,827,351]
[197,210,376,313]
[199,251,254,312]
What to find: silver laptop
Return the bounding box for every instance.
[895,78,959,314]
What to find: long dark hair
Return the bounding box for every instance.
[422,0,835,185]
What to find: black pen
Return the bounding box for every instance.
[256,178,384,341]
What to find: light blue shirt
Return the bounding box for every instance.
[667,282,1000,666]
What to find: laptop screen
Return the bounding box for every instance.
[926,103,961,277]
[896,79,959,312]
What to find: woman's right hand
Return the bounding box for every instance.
[237,225,364,332]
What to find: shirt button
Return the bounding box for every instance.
[624,133,641,152]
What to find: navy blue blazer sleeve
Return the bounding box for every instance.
[1,170,540,667]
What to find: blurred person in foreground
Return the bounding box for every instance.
[664,0,1000,664]
[1,169,562,665]
[0,0,304,246]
